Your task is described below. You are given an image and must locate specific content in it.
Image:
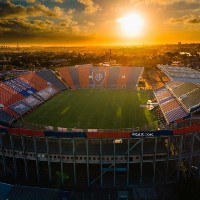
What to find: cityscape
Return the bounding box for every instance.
[0,0,200,200]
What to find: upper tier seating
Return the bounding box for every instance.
[36,69,67,91]
[18,72,48,91]
[0,82,24,107]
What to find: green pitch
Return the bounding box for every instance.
[23,89,158,130]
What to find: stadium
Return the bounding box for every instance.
[0,64,200,198]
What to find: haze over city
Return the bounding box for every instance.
[1,0,200,46]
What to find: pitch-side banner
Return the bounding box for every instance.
[130,130,173,138]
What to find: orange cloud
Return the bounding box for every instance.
[166,15,200,24]
[0,1,65,18]
[77,0,101,14]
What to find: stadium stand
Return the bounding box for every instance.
[154,65,200,125]
[170,82,199,98]
[117,67,131,87]
[3,107,18,117]
[154,87,172,102]
[58,67,74,88]
[22,95,42,108]
[161,99,180,113]
[0,70,65,124]
[18,72,48,91]
[68,67,80,88]
[126,67,143,88]
[9,101,31,114]
[0,82,24,107]
[165,81,200,112]
[58,66,143,89]
[165,106,188,123]
[154,87,188,123]
[108,67,120,87]
[45,86,58,96]
[4,78,37,97]
[78,66,90,88]
[0,107,19,124]
[181,89,200,111]
[36,69,67,91]
[0,109,14,123]
[165,81,182,89]
[35,88,53,100]
[89,66,110,87]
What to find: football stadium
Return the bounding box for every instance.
[0,65,200,197]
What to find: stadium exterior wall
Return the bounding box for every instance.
[0,127,200,188]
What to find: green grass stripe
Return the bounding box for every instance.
[61,106,71,115]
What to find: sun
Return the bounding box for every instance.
[117,13,144,37]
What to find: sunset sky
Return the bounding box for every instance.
[0,0,200,46]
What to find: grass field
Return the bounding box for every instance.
[23,89,158,130]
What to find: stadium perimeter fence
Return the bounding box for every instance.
[18,120,168,133]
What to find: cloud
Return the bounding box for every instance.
[86,21,95,26]
[59,9,78,29]
[0,18,83,40]
[187,17,200,23]
[133,0,199,5]
[45,20,53,25]
[59,18,96,34]
[51,0,64,3]
[77,0,101,14]
[0,1,83,42]
[67,8,75,15]
[130,0,172,5]
[26,0,36,3]
[166,15,200,24]
[147,0,180,5]
[0,19,53,33]
[0,1,66,19]
[59,17,78,28]
[0,18,95,45]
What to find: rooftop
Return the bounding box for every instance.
[158,65,200,83]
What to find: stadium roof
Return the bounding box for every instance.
[158,65,200,83]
